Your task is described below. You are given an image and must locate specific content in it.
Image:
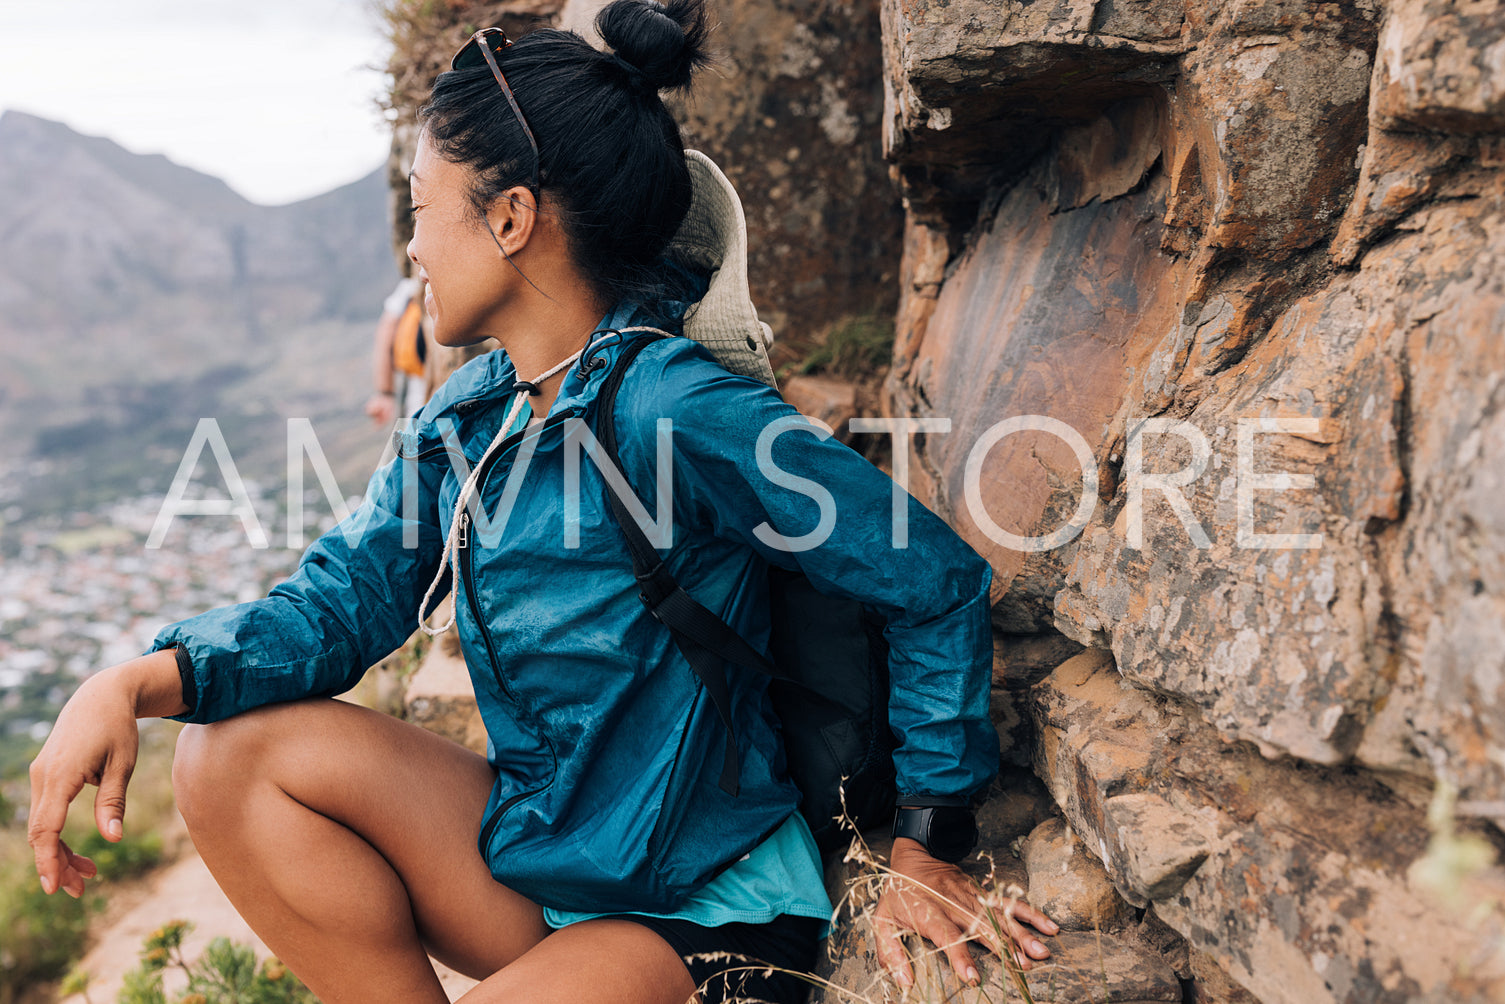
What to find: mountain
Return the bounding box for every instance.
[0,110,402,525]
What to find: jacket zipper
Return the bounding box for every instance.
[465,407,579,848]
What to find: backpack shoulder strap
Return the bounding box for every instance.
[594,332,783,798]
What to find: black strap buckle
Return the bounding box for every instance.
[634,561,674,610]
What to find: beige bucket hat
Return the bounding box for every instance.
[666,150,778,388]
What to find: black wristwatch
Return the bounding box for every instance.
[892,804,979,863]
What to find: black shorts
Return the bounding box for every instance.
[607,911,825,1003]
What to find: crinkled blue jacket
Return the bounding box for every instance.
[152,303,998,914]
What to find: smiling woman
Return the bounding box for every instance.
[25,2,1057,1002]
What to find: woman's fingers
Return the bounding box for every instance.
[911,885,979,982]
[57,840,95,898]
[1000,900,1057,962]
[27,764,82,895]
[93,752,134,842]
[938,888,1056,974]
[878,841,1062,986]
[876,876,989,986]
[1009,920,1053,961]
[872,901,915,989]
[969,898,1055,974]
[934,917,979,983]
[27,669,146,897]
[1006,898,1059,937]
[64,840,99,879]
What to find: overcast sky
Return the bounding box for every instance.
[0,0,395,205]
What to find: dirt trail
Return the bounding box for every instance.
[60,831,479,1003]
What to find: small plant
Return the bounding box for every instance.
[780,315,896,383]
[1409,779,1505,979]
[59,966,94,1003]
[116,921,317,1004]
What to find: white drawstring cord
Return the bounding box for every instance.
[418,348,585,636]
[415,326,674,637]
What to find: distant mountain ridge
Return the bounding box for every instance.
[0,110,400,524]
[0,110,394,329]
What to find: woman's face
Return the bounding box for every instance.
[406,132,510,347]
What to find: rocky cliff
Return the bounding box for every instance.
[385,1,1505,1001]
[870,1,1505,1001]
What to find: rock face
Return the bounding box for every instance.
[883,0,1505,1001]
[385,1,1505,1001]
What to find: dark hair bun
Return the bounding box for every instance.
[596,0,710,92]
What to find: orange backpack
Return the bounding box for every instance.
[392,297,427,377]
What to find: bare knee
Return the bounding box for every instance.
[172,707,282,826]
[173,720,227,827]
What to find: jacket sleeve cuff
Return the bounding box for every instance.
[894,793,973,808]
[171,645,199,719]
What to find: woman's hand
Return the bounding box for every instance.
[873,837,1058,990]
[27,650,183,897]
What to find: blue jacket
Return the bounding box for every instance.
[152,303,998,914]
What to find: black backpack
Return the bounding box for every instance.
[592,333,897,855]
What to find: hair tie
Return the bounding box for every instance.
[607,52,655,95]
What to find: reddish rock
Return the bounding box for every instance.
[881,0,1185,217]
[780,374,859,440]
[1056,263,1410,766]
[1178,2,1377,258]
[1023,816,1139,932]
[1371,0,1505,133]
[891,92,1187,629]
[1329,127,1477,267]
[887,216,951,390]
[565,0,903,346]
[1362,178,1505,806]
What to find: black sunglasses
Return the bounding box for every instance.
[452,27,541,198]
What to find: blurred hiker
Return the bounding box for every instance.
[366,275,429,426]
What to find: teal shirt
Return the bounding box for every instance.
[543,811,833,932]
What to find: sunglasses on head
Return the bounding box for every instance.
[451,27,541,199]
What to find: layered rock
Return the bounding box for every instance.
[883,0,1505,1001]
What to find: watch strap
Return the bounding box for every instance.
[892,805,979,863]
[892,806,931,846]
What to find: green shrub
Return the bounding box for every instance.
[0,855,100,1003]
[73,829,163,881]
[0,823,162,1000]
[786,315,896,381]
[117,922,317,1004]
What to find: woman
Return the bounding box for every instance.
[27,2,1057,1001]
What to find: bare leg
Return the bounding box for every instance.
[173,698,695,1003]
[458,919,699,1004]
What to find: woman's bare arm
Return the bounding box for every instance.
[27,648,187,896]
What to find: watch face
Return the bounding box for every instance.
[928,806,979,863]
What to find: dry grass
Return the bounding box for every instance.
[689,790,1063,1004]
